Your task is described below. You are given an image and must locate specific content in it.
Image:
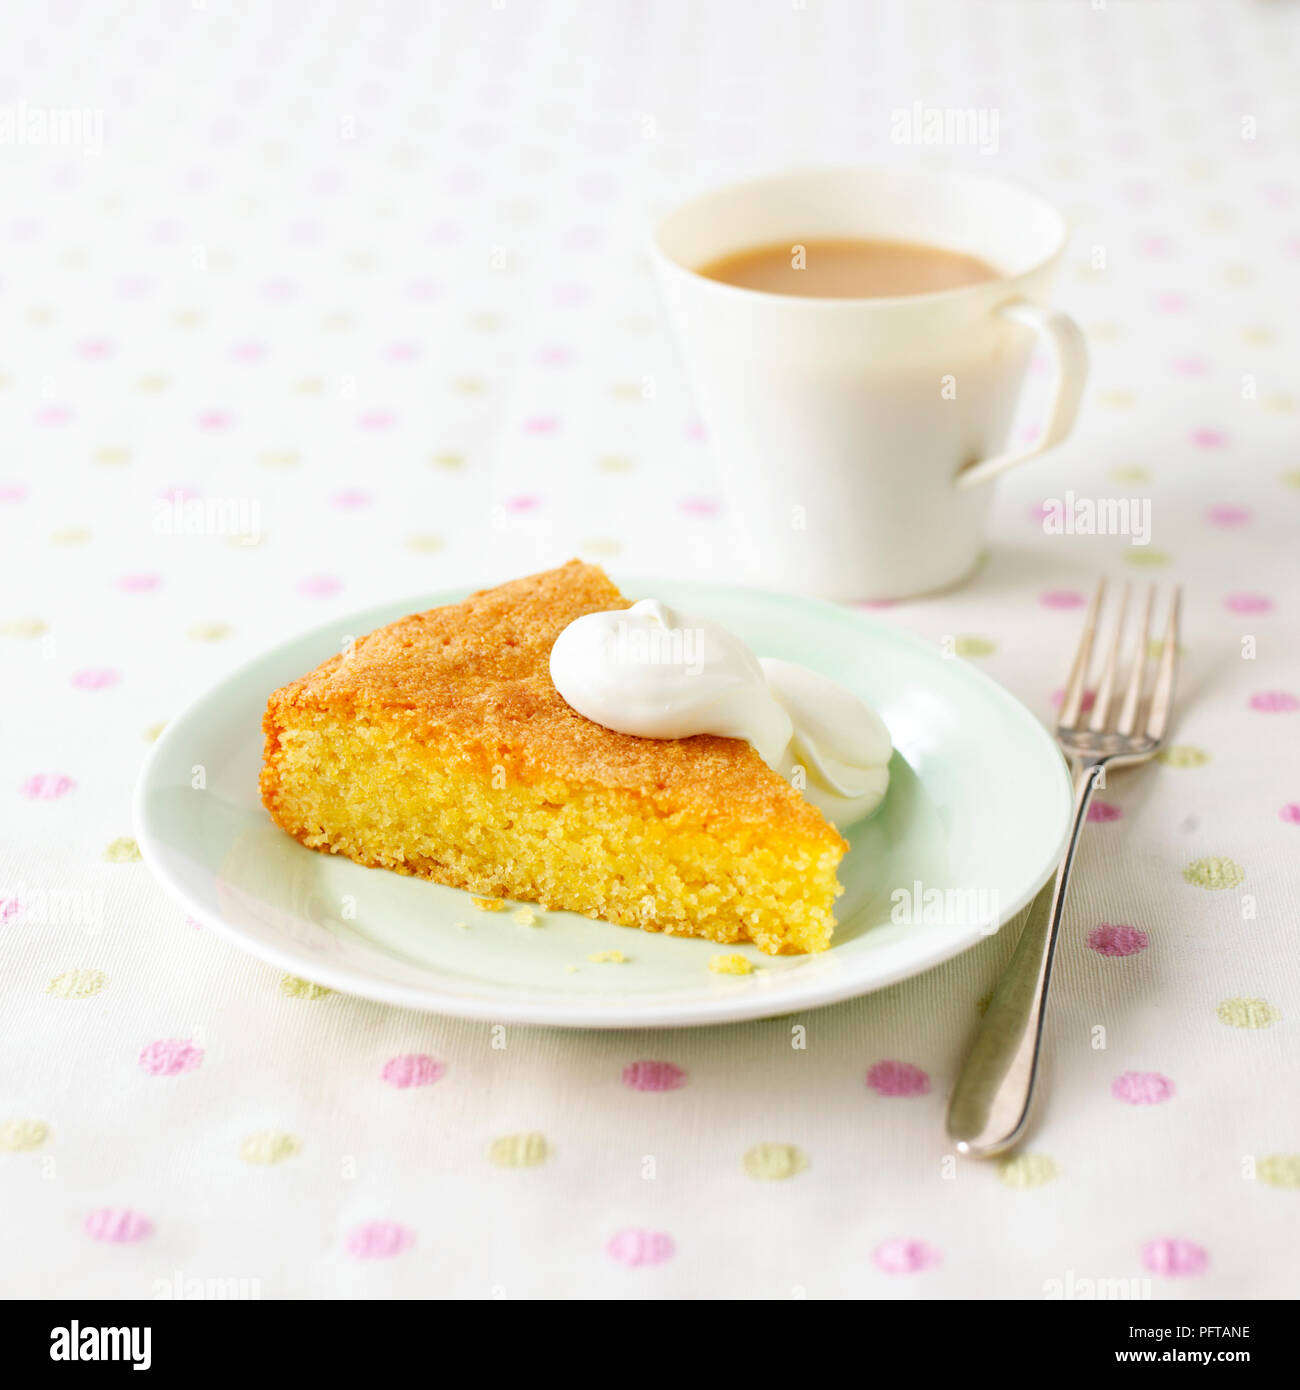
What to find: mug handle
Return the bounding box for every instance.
[955,300,1089,491]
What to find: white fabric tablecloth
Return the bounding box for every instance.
[2,0,1298,1299]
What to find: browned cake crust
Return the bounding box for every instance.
[261,559,840,842]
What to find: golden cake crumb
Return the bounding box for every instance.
[709,953,754,975]
[259,560,846,955]
[587,950,628,964]
[511,907,539,926]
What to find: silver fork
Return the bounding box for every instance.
[946,580,1181,1157]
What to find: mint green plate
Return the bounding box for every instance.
[134,579,1072,1028]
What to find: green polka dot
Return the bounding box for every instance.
[1125,549,1170,568]
[0,618,46,637]
[1148,639,1186,662]
[953,636,996,658]
[997,1153,1059,1189]
[581,538,621,557]
[51,527,91,546]
[1257,1155,1300,1189]
[1242,326,1273,346]
[405,533,444,554]
[1262,395,1294,413]
[144,721,167,742]
[278,974,331,1000]
[1109,465,1150,484]
[260,450,300,468]
[1157,745,1211,769]
[1183,857,1245,890]
[1087,322,1122,342]
[452,376,485,395]
[1096,389,1135,409]
[489,1133,549,1168]
[95,446,130,466]
[0,1119,49,1152]
[1216,997,1280,1029]
[103,836,141,863]
[742,1143,808,1181]
[469,312,499,332]
[187,622,230,642]
[239,1130,301,1165]
[609,382,642,400]
[1281,469,1300,490]
[137,374,169,392]
[296,378,325,395]
[430,452,464,470]
[46,969,107,999]
[597,455,634,474]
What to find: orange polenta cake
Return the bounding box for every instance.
[259,560,845,954]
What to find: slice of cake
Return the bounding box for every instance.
[259,560,846,954]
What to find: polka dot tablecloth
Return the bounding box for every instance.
[2,0,1298,1300]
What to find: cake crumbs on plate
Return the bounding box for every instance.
[709,953,753,975]
[587,950,628,964]
[471,896,506,912]
[453,920,471,931]
[511,907,540,926]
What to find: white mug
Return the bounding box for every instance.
[651,168,1088,600]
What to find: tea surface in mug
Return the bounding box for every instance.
[697,237,998,299]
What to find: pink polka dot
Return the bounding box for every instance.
[1087,924,1149,957]
[330,489,372,510]
[1190,428,1226,449]
[264,279,295,300]
[1051,687,1097,713]
[866,1060,931,1098]
[380,1054,445,1089]
[19,773,76,800]
[115,572,161,594]
[503,494,540,514]
[0,482,27,503]
[1249,691,1297,713]
[523,416,559,436]
[138,1038,204,1076]
[297,575,340,598]
[1172,357,1206,375]
[358,411,395,430]
[1112,1071,1175,1105]
[1206,503,1250,528]
[622,1060,686,1092]
[197,410,232,431]
[853,598,897,611]
[679,496,720,518]
[606,1228,675,1267]
[346,1220,413,1259]
[79,338,113,359]
[1138,235,1172,259]
[1041,589,1086,609]
[553,283,587,307]
[1225,593,1273,614]
[872,1238,943,1275]
[1027,499,1054,524]
[1140,1238,1208,1278]
[37,405,73,426]
[232,341,265,362]
[85,1208,153,1244]
[0,897,20,923]
[385,342,419,362]
[1088,800,1123,823]
[1279,803,1300,824]
[536,346,571,366]
[684,421,707,442]
[72,668,121,691]
[1154,292,1187,315]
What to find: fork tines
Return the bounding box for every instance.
[1058,580,1181,739]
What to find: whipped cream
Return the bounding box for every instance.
[549,598,891,827]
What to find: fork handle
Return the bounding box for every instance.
[946,759,1104,1156]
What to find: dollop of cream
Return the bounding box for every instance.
[549,599,891,827]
